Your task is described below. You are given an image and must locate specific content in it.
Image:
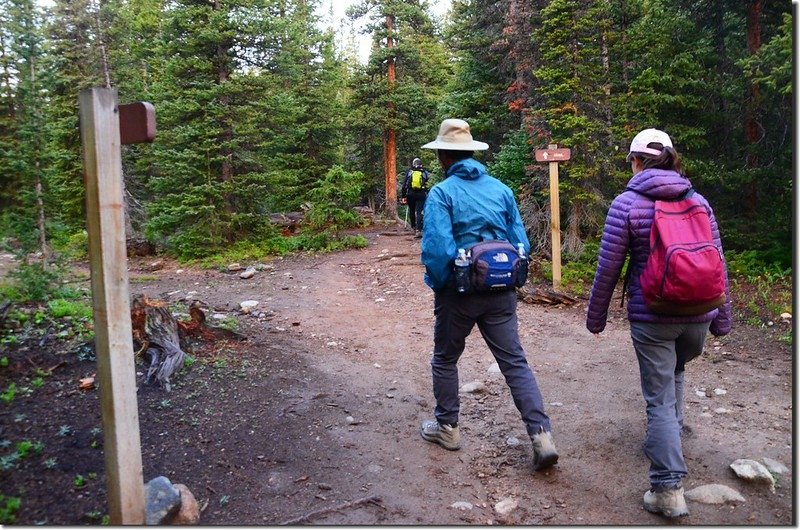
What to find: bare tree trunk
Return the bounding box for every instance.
[563,201,584,256]
[30,56,48,268]
[601,27,612,143]
[92,0,112,88]
[744,0,763,217]
[35,170,48,268]
[384,15,397,219]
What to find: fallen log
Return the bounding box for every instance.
[517,286,577,306]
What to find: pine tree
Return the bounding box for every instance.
[43,0,109,234]
[2,0,51,258]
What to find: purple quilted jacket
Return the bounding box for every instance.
[586,168,732,336]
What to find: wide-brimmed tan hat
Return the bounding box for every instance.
[421,119,489,151]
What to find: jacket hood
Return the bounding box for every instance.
[626,168,691,199]
[446,158,486,181]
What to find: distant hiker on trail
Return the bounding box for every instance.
[416,118,559,472]
[400,157,429,238]
[586,128,732,518]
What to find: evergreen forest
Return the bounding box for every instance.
[0,0,793,278]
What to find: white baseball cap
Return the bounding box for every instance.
[421,119,489,151]
[627,128,673,160]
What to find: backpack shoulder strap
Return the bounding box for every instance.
[626,187,695,202]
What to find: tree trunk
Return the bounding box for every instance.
[384,14,397,219]
[215,0,235,219]
[744,0,763,216]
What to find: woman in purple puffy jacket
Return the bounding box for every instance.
[586,128,732,518]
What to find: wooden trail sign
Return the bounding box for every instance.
[534,147,571,163]
[534,144,571,291]
[79,88,153,524]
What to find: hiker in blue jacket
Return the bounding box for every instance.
[587,128,732,518]
[417,118,558,472]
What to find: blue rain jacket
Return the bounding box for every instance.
[421,158,530,291]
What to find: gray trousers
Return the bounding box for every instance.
[630,321,710,489]
[431,289,551,438]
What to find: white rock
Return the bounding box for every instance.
[506,437,521,447]
[714,388,727,395]
[227,263,243,271]
[487,362,502,374]
[239,267,256,279]
[730,459,776,491]
[212,313,227,320]
[460,381,487,394]
[494,498,518,515]
[450,501,473,511]
[549,402,564,407]
[714,407,730,414]
[345,416,358,425]
[326,341,338,347]
[684,484,745,504]
[240,300,259,310]
[374,298,386,302]
[761,457,789,475]
[695,389,706,398]
[780,312,791,319]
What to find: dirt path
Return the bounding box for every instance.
[126,224,792,525]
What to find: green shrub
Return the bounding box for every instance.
[47,299,93,319]
[305,165,367,231]
[5,263,60,302]
[0,495,21,524]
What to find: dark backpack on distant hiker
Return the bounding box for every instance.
[636,189,726,315]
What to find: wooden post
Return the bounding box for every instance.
[548,143,562,290]
[79,88,145,525]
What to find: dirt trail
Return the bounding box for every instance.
[127,224,792,525]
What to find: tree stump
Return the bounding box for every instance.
[131,295,187,392]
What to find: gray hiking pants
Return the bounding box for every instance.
[430,289,551,438]
[630,321,710,489]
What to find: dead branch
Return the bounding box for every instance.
[517,286,577,306]
[278,496,384,525]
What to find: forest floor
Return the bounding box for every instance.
[0,223,794,525]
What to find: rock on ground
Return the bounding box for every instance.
[761,457,789,475]
[144,476,181,525]
[730,459,776,491]
[684,484,746,504]
[165,484,201,525]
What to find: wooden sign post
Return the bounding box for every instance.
[79,88,154,524]
[535,144,571,291]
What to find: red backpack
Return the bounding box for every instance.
[637,189,726,315]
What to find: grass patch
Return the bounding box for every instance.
[47,299,93,320]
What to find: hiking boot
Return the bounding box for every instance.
[643,486,689,518]
[420,420,460,450]
[531,431,559,470]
